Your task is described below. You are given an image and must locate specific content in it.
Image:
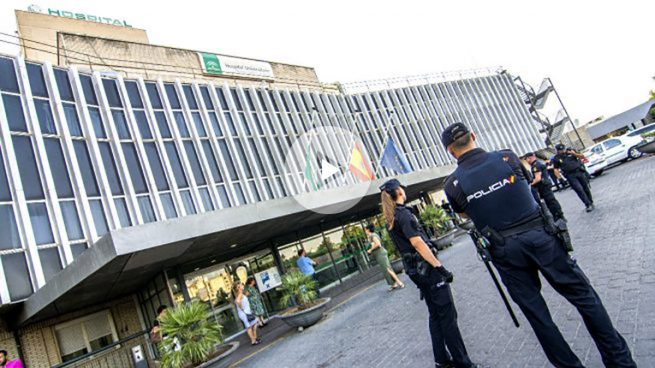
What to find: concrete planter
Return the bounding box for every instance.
[637,141,655,154]
[391,258,404,274]
[459,220,475,231]
[194,341,239,368]
[279,297,331,328]
[433,231,456,250]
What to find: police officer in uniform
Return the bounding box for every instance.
[442,123,635,368]
[379,179,479,368]
[524,152,565,221]
[553,144,595,212]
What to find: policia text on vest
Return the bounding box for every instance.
[441,122,636,367]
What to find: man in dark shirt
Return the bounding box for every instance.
[524,152,565,221]
[552,144,595,212]
[442,122,635,368]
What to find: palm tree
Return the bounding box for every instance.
[280,270,318,310]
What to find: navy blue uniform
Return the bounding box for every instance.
[530,160,564,221]
[553,152,593,207]
[389,204,473,368]
[445,148,635,367]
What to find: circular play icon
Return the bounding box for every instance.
[284,126,375,215]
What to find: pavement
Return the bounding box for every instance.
[235,155,655,368]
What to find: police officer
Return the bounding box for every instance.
[441,123,636,368]
[553,144,595,212]
[379,179,479,368]
[523,152,565,221]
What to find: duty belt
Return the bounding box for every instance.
[498,216,544,238]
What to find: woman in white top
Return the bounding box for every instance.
[234,282,260,345]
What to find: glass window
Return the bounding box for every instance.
[215,88,229,110]
[28,202,55,245]
[138,197,156,223]
[0,205,20,250]
[54,69,74,102]
[144,83,161,108]
[174,112,189,137]
[235,141,253,178]
[88,107,106,138]
[34,99,57,134]
[216,185,231,208]
[192,112,206,137]
[3,94,28,132]
[79,75,97,105]
[160,193,177,219]
[208,113,222,136]
[98,142,123,195]
[201,141,222,182]
[200,86,214,109]
[112,110,131,139]
[218,140,238,180]
[71,243,87,258]
[39,248,62,282]
[183,141,206,185]
[199,187,214,211]
[12,136,44,200]
[230,89,243,110]
[60,201,84,240]
[234,183,246,205]
[154,111,171,138]
[114,198,131,227]
[102,79,122,108]
[249,181,260,202]
[0,149,11,201]
[133,110,152,139]
[248,139,265,173]
[603,139,621,149]
[165,84,180,109]
[180,190,196,215]
[144,143,168,191]
[164,142,188,187]
[121,143,148,193]
[124,81,143,108]
[89,200,108,237]
[224,112,237,136]
[183,85,198,110]
[73,141,100,196]
[26,63,48,98]
[0,58,20,93]
[44,139,74,198]
[63,103,82,136]
[3,253,33,300]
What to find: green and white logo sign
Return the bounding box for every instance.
[198,52,274,79]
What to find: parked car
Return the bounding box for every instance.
[582,151,608,176]
[583,135,645,166]
[625,123,655,143]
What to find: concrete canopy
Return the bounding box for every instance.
[15,165,454,326]
[587,100,655,140]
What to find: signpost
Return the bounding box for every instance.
[198,52,274,79]
[254,267,282,292]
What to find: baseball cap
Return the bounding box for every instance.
[555,143,566,151]
[441,123,470,148]
[379,178,405,194]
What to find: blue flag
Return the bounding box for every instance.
[380,138,412,174]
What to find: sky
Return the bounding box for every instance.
[0,0,653,125]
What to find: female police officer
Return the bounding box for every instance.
[441,122,635,367]
[380,179,478,368]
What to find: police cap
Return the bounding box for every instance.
[379,178,405,195]
[522,152,536,159]
[555,143,566,151]
[441,122,470,148]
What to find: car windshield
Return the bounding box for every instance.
[627,124,655,136]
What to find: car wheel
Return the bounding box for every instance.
[591,169,604,177]
[628,146,643,159]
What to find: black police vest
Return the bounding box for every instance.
[451,151,539,231]
[555,154,583,174]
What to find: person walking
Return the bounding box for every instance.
[0,350,23,368]
[380,179,479,368]
[234,282,260,345]
[524,152,565,221]
[442,122,636,367]
[244,277,267,327]
[364,224,405,291]
[552,144,595,212]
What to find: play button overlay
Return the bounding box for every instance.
[284,126,375,215]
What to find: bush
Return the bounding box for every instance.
[280,270,318,309]
[419,205,451,237]
[159,301,223,368]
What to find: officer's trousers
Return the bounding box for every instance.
[566,172,593,207]
[537,186,564,220]
[409,271,473,368]
[491,228,635,368]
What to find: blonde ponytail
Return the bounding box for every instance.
[381,191,397,230]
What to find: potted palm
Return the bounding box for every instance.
[159,301,239,368]
[420,205,457,250]
[278,271,331,328]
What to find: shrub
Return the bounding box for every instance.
[280,270,318,309]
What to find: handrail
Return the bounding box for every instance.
[51,330,148,368]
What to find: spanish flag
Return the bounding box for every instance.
[348,143,374,182]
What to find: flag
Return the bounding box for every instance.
[348,142,375,182]
[380,138,412,174]
[304,144,319,191]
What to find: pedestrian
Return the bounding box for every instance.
[296,249,318,283]
[553,144,595,212]
[150,305,168,344]
[442,122,636,367]
[234,282,260,345]
[244,277,267,327]
[380,179,479,368]
[524,152,565,221]
[0,350,23,368]
[364,224,405,291]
